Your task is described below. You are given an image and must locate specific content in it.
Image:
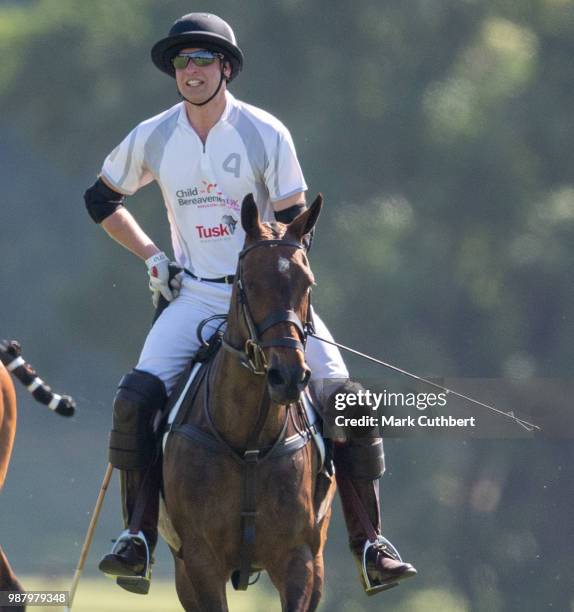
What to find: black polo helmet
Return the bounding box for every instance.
[151,13,244,81]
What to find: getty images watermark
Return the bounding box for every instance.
[332,387,476,431]
[319,377,560,438]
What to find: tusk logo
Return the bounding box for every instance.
[195,215,238,239]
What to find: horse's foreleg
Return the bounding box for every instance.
[307,553,325,612]
[308,505,332,611]
[268,545,316,612]
[173,554,200,612]
[0,546,24,612]
[173,544,228,612]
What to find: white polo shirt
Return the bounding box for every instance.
[101,92,307,279]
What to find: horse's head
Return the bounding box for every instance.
[226,192,322,404]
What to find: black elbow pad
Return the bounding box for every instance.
[84,178,125,223]
[274,204,306,224]
[275,204,314,251]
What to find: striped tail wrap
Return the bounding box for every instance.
[0,339,76,417]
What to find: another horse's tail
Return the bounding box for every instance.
[0,340,75,417]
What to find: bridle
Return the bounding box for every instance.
[221,239,314,375]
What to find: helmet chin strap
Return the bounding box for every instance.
[178,67,227,107]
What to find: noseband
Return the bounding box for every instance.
[222,239,314,375]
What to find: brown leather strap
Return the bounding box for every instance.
[335,469,379,544]
[236,449,259,590]
[127,458,160,536]
[257,309,305,340]
[236,385,270,590]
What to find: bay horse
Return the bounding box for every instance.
[0,361,23,611]
[0,341,75,611]
[162,194,335,611]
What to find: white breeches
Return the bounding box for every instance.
[136,276,349,400]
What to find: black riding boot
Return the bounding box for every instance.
[120,467,160,554]
[335,445,417,594]
[98,370,166,595]
[327,381,417,595]
[100,464,161,594]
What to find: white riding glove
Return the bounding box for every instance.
[145,252,183,308]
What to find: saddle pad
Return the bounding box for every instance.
[301,391,326,472]
[162,361,203,453]
[159,360,203,554]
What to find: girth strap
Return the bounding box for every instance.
[169,422,311,460]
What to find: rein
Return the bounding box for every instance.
[221,239,314,375]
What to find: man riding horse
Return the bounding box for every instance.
[84,12,416,596]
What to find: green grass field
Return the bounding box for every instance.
[19,575,281,612]
[16,575,473,612]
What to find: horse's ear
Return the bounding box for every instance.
[287,194,323,242]
[241,193,263,237]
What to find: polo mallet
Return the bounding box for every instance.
[65,462,114,611]
[0,339,76,416]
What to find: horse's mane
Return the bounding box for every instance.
[258,221,286,241]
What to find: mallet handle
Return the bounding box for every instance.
[66,463,114,610]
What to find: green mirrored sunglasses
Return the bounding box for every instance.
[172,50,224,70]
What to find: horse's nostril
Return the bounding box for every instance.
[268,368,285,387]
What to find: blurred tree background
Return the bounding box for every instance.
[0,0,573,610]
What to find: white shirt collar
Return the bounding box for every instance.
[177,91,236,132]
